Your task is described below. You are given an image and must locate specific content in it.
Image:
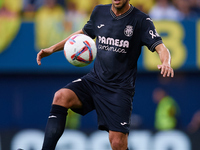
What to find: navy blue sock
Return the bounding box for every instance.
[42,105,68,150]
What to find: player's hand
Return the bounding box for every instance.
[157,64,174,77]
[37,48,54,65]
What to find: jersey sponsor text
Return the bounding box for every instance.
[98,44,127,53]
[98,36,129,48]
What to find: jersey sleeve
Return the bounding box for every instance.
[140,16,163,52]
[82,6,98,39]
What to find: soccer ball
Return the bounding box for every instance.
[64,34,97,67]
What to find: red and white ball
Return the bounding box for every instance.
[64,34,97,67]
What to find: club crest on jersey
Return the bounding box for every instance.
[124,25,133,37]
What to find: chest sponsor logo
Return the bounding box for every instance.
[98,36,129,48]
[124,25,133,37]
[98,36,129,53]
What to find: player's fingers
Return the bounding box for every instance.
[36,57,41,65]
[37,58,41,65]
[36,50,43,65]
[161,66,164,75]
[166,68,174,77]
[158,65,174,77]
[163,67,168,77]
[167,68,171,77]
[36,54,41,65]
[158,65,165,76]
[171,69,174,77]
[157,65,161,70]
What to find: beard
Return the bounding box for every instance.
[113,0,129,10]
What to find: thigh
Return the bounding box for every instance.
[94,88,134,133]
[64,78,95,115]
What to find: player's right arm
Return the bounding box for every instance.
[37,29,84,65]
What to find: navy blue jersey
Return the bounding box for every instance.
[83,4,162,90]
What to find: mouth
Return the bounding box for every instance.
[114,0,120,4]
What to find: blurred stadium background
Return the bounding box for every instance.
[0,0,200,149]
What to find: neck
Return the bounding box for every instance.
[112,3,130,16]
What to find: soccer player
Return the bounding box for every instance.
[37,0,174,150]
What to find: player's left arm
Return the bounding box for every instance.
[155,43,174,77]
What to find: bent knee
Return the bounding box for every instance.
[53,89,82,108]
[109,131,128,150]
[111,139,125,149]
[53,89,67,105]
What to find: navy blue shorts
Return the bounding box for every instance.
[64,76,134,133]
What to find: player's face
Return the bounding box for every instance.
[112,0,129,10]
